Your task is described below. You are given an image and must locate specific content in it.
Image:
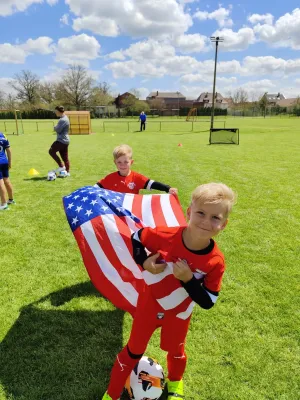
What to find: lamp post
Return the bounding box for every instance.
[210,36,224,130]
[176,91,180,117]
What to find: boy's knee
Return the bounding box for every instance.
[127,345,144,360]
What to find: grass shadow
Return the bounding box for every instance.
[0,282,126,400]
[23,177,47,181]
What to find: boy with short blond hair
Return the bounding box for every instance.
[102,182,236,400]
[95,144,178,195]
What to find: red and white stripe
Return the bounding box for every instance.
[73,193,186,317]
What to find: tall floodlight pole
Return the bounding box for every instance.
[210,36,224,130]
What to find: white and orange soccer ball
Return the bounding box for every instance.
[125,356,165,400]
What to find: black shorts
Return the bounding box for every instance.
[0,163,9,179]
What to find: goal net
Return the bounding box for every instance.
[209,128,239,145]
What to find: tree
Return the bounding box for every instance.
[122,93,139,114]
[4,94,17,110]
[39,82,56,106]
[9,70,40,105]
[89,82,114,106]
[148,98,166,114]
[259,93,268,118]
[56,65,94,110]
[133,100,150,114]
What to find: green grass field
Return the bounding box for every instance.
[0,117,299,400]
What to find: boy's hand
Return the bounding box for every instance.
[8,164,11,169]
[143,253,167,274]
[169,187,178,195]
[173,259,193,283]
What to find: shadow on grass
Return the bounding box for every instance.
[0,282,126,400]
[23,177,47,181]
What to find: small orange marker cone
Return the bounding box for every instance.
[28,168,40,176]
[178,143,183,147]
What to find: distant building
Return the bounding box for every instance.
[193,92,228,109]
[265,93,285,106]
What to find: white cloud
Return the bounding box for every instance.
[180,73,237,84]
[60,13,69,25]
[242,56,288,75]
[73,16,119,37]
[107,50,126,60]
[248,13,273,25]
[254,8,300,50]
[172,34,209,53]
[0,78,18,95]
[0,0,42,16]
[136,87,150,100]
[55,34,101,66]
[41,66,102,83]
[66,0,192,38]
[106,60,167,78]
[194,7,233,27]
[21,37,55,55]
[0,44,27,63]
[0,0,58,16]
[213,27,256,51]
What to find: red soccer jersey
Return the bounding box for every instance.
[139,226,225,317]
[98,171,149,194]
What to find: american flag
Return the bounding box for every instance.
[63,186,186,316]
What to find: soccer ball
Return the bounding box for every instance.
[58,170,68,178]
[47,171,56,181]
[124,356,165,400]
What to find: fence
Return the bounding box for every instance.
[0,120,55,133]
[101,119,226,133]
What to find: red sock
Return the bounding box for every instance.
[107,346,142,399]
[167,351,187,381]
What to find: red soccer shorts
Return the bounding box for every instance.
[127,287,191,355]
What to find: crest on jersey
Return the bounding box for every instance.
[128,182,136,190]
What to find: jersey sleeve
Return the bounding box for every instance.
[4,139,10,149]
[203,256,225,293]
[98,174,112,189]
[139,227,160,254]
[134,172,150,191]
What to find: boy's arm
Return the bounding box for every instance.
[6,147,12,168]
[144,179,178,194]
[173,259,218,310]
[131,229,166,274]
[181,277,218,310]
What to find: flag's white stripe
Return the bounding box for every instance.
[81,220,139,307]
[141,195,156,228]
[160,195,180,227]
[102,214,143,280]
[123,193,134,213]
[142,262,173,285]
[125,216,144,235]
[157,287,189,310]
[176,301,195,320]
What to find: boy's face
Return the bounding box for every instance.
[187,200,228,239]
[114,154,133,176]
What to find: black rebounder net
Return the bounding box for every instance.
[209,128,239,145]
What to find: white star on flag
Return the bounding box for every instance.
[85,210,93,217]
[72,217,79,225]
[76,206,83,213]
[67,203,74,209]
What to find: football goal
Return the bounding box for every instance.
[209,128,239,145]
[65,111,93,135]
[0,109,24,135]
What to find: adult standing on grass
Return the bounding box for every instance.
[49,106,70,176]
[139,111,147,131]
[0,132,15,210]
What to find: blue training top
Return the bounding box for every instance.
[140,113,147,122]
[0,133,10,164]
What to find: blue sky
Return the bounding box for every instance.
[1,0,300,100]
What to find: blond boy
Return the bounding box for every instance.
[95,144,177,195]
[102,183,236,400]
